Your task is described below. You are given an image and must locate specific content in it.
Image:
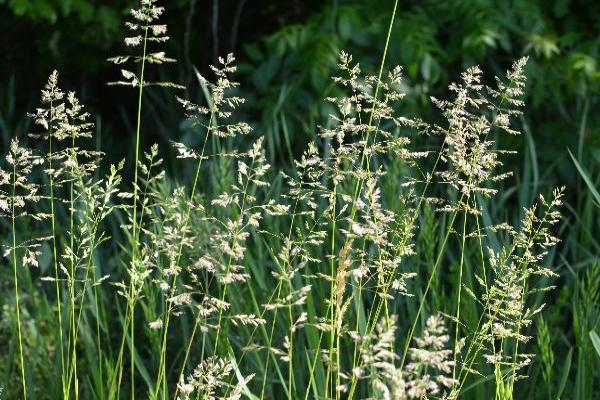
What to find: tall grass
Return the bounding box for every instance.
[1,1,596,399]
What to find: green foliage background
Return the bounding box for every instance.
[2,0,598,180]
[0,0,599,398]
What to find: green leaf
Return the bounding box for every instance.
[243,44,263,63]
[556,347,572,399]
[590,330,600,358]
[338,13,353,40]
[127,333,154,393]
[463,368,510,393]
[228,350,260,400]
[569,149,600,207]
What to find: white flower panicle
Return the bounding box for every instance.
[405,314,457,399]
[176,54,251,139]
[176,356,254,400]
[1,33,565,400]
[482,187,564,379]
[349,314,455,400]
[433,58,529,203]
[0,139,45,267]
[108,0,183,89]
[30,71,102,186]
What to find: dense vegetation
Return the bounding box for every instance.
[0,1,598,399]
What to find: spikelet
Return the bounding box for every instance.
[176,356,254,400]
[175,54,251,145]
[481,187,564,380]
[30,72,102,185]
[433,58,528,205]
[405,314,457,398]
[208,137,276,285]
[0,139,45,266]
[108,0,183,89]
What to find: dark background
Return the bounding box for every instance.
[2,0,598,176]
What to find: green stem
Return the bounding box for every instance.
[48,101,67,397]
[12,162,27,400]
[68,119,80,400]
[453,203,469,380]
[121,19,149,400]
[324,182,337,400]
[260,283,283,399]
[157,121,212,400]
[213,161,253,354]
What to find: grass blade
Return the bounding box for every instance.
[568,148,600,206]
[589,331,600,358]
[556,347,573,399]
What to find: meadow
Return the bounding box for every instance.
[0,1,599,399]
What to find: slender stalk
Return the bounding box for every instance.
[324,182,338,399]
[47,100,67,397]
[109,68,156,397]
[305,329,327,400]
[92,268,105,399]
[156,120,212,399]
[260,283,283,399]
[453,202,469,380]
[109,304,132,399]
[130,23,149,255]
[69,134,76,399]
[11,162,27,400]
[212,158,254,353]
[287,292,295,400]
[131,24,149,400]
[115,18,149,400]
[66,116,80,400]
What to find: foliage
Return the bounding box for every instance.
[240,0,599,172]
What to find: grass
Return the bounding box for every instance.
[0,1,599,399]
